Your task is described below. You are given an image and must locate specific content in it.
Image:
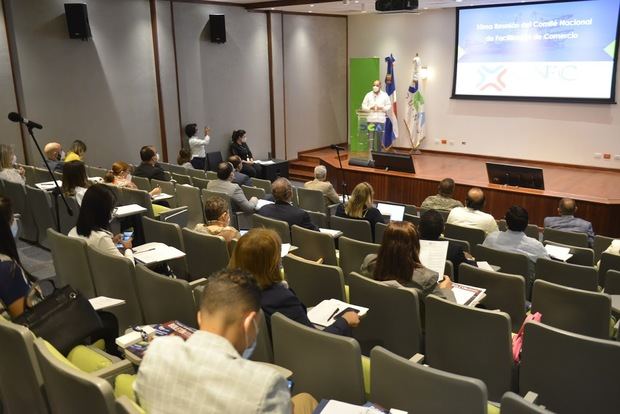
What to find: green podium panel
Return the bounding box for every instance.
[349,57,380,160]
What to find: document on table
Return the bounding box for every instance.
[256,199,274,209]
[113,204,148,218]
[319,228,343,238]
[89,296,126,311]
[476,261,496,272]
[152,193,173,201]
[545,244,573,261]
[133,242,185,264]
[418,240,449,281]
[307,299,368,328]
[254,160,275,166]
[452,283,486,307]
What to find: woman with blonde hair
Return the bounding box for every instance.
[0,144,25,184]
[63,140,87,162]
[335,181,385,241]
[104,161,160,195]
[229,228,359,334]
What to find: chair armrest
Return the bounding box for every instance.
[409,353,425,364]
[93,358,135,383]
[524,391,539,403]
[189,278,208,288]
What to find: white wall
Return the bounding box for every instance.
[348,10,620,168]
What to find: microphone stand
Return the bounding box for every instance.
[26,125,73,231]
[333,146,347,204]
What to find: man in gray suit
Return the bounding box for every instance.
[207,162,258,213]
[135,269,318,414]
[544,198,595,246]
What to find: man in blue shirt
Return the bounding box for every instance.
[544,198,595,246]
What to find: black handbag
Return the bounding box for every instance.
[13,282,103,355]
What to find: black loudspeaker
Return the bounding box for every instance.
[375,0,418,12]
[210,15,226,43]
[64,3,91,40]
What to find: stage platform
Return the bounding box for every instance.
[308,147,620,237]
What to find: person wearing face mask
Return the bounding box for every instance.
[185,123,210,170]
[43,142,65,173]
[0,144,25,185]
[230,129,262,178]
[133,145,168,181]
[361,80,392,113]
[135,268,319,414]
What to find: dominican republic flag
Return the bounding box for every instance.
[405,54,426,149]
[383,54,398,149]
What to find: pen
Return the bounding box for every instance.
[136,248,156,254]
[327,307,340,322]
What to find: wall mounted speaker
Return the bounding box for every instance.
[375,0,418,12]
[64,3,91,40]
[210,14,226,43]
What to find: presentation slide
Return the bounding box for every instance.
[453,0,620,102]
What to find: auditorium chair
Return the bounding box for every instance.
[271,313,366,404]
[141,216,187,279]
[604,269,620,294]
[3,179,38,242]
[182,228,230,281]
[543,240,594,267]
[171,172,192,186]
[32,166,52,185]
[186,167,206,181]
[498,219,540,240]
[174,184,204,228]
[190,176,210,190]
[331,215,373,243]
[534,258,598,292]
[349,271,423,358]
[19,164,35,185]
[252,177,273,195]
[150,179,177,207]
[425,295,514,402]
[473,245,530,283]
[167,163,186,175]
[297,187,328,214]
[440,236,471,253]
[542,227,588,248]
[404,213,420,226]
[241,185,266,200]
[252,214,291,243]
[375,222,387,243]
[48,228,96,298]
[500,392,552,414]
[338,236,380,283]
[291,224,338,266]
[459,263,526,332]
[86,165,107,179]
[520,322,620,413]
[593,234,614,262]
[530,279,611,339]
[371,346,490,414]
[206,171,218,180]
[57,195,80,234]
[444,223,486,249]
[419,207,449,221]
[306,210,328,229]
[26,185,56,249]
[282,254,346,306]
[115,396,144,414]
[131,176,151,192]
[598,252,620,288]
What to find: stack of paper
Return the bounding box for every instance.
[256,199,275,209]
[307,299,368,327]
[152,193,173,201]
[476,261,496,272]
[545,244,573,261]
[419,240,449,280]
[319,228,343,238]
[113,204,147,218]
[133,242,185,264]
[452,283,486,307]
[88,296,126,311]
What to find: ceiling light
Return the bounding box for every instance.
[310,3,314,6]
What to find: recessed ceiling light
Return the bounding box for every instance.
[308,10,313,13]
[270,7,275,9]
[456,0,463,2]
[310,3,314,6]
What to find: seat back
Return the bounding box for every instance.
[131,176,151,192]
[167,163,186,175]
[440,236,471,253]
[3,180,38,242]
[331,215,372,243]
[33,338,115,414]
[86,246,143,331]
[205,171,218,180]
[542,227,588,248]
[141,216,187,279]
[175,184,204,228]
[349,272,422,357]
[206,151,223,171]
[171,173,191,186]
[520,322,620,413]
[499,220,539,240]
[425,295,513,402]
[182,228,230,280]
[598,252,620,288]
[0,318,49,414]
[48,228,96,298]
[604,269,620,294]
[474,245,530,280]
[593,235,614,262]
[58,196,80,235]
[252,214,291,244]
[271,313,365,404]
[252,178,272,195]
[338,236,380,282]
[191,177,210,190]
[282,254,346,306]
[297,187,327,214]
[404,213,420,226]
[86,166,107,178]
[544,240,594,267]
[250,310,274,363]
[26,185,55,249]
[290,225,337,266]
[151,179,177,207]
[534,258,598,292]
[375,222,388,244]
[500,392,552,414]
[32,167,53,185]
[306,210,328,229]
[241,185,266,200]
[531,279,611,339]
[444,223,486,249]
[185,167,204,179]
[371,346,488,414]
[119,187,154,219]
[134,265,197,328]
[459,264,526,332]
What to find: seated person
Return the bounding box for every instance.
[360,221,455,302]
[194,196,241,244]
[229,228,359,336]
[230,129,262,178]
[483,205,549,281]
[419,209,475,282]
[544,198,595,246]
[0,144,25,185]
[335,182,385,241]
[61,160,90,206]
[177,148,193,169]
[186,123,210,170]
[446,187,498,235]
[63,139,87,163]
[206,162,258,213]
[68,184,133,261]
[104,161,161,197]
[420,178,463,211]
[229,155,253,187]
[304,165,340,205]
[135,268,318,414]
[43,142,64,172]
[257,178,317,231]
[134,145,168,181]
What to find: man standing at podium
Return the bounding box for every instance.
[362,80,391,112]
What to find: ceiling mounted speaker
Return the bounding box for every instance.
[375,0,419,12]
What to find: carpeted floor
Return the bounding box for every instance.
[17,240,56,281]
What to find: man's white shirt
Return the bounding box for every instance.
[362,90,391,112]
[446,207,499,235]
